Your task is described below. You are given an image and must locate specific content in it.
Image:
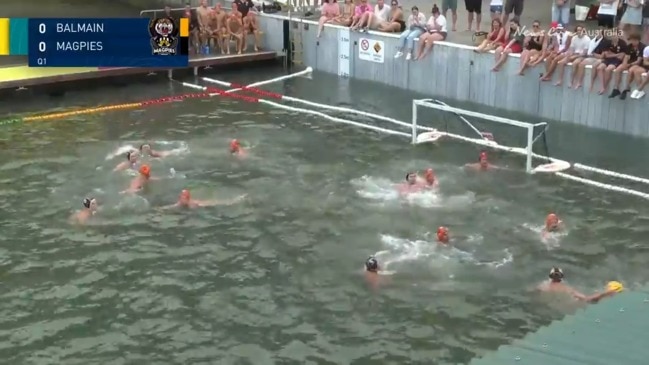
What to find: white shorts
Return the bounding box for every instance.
[370,16,385,29]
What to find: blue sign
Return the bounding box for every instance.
[28,18,189,67]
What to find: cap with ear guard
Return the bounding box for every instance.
[549,267,564,280]
[83,197,94,209]
[365,256,379,271]
[406,171,416,180]
[479,151,487,161]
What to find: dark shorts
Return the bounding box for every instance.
[396,20,406,32]
[597,14,615,29]
[504,0,524,17]
[465,0,482,13]
[490,5,503,14]
[603,57,622,67]
[442,0,458,12]
[430,30,448,40]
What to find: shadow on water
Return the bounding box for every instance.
[1,67,649,364]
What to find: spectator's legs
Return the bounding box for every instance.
[541,53,556,80]
[590,62,605,92]
[610,63,630,97]
[466,0,482,32]
[621,65,639,98]
[359,12,371,30]
[492,46,510,71]
[405,30,423,59]
[513,0,524,23]
[415,33,430,60]
[634,72,648,98]
[568,58,583,88]
[554,55,576,86]
[443,0,458,31]
[317,16,330,38]
[560,4,570,26]
[551,3,560,23]
[418,32,445,60]
[517,49,532,75]
[600,64,616,94]
[543,53,565,82]
[350,15,360,29]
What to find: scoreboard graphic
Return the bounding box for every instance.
[0,17,189,67]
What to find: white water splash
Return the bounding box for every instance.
[523,223,568,249]
[105,141,190,161]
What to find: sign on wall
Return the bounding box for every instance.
[358,38,384,63]
[337,28,351,77]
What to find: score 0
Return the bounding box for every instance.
[36,23,47,66]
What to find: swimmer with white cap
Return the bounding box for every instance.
[113,150,140,172]
[140,143,171,158]
[582,281,624,304]
[160,189,247,209]
[537,267,586,299]
[70,197,98,224]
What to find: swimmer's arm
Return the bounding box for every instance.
[158,203,180,210]
[151,150,170,158]
[583,290,615,303]
[113,162,127,172]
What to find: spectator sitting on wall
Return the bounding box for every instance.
[611,32,645,98]
[226,5,245,54]
[350,0,372,31]
[541,23,572,82]
[441,0,458,32]
[415,4,448,60]
[619,0,642,38]
[490,0,503,21]
[197,0,212,52]
[491,19,524,72]
[377,0,405,32]
[501,0,524,25]
[597,0,619,30]
[517,20,544,75]
[317,0,341,38]
[625,43,649,98]
[475,19,505,53]
[571,29,607,89]
[465,0,482,32]
[594,29,627,94]
[243,6,262,51]
[332,0,355,26]
[209,5,228,54]
[551,0,569,27]
[357,0,391,32]
[394,6,427,60]
[184,5,200,53]
[540,22,571,81]
[554,26,591,86]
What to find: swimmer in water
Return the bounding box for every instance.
[436,226,450,244]
[364,256,381,289]
[541,213,563,239]
[421,168,439,188]
[581,281,624,304]
[70,197,98,224]
[123,164,155,193]
[161,189,247,209]
[113,151,139,172]
[398,172,423,195]
[140,143,171,158]
[465,151,496,170]
[230,139,247,157]
[537,267,586,299]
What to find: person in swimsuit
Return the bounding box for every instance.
[123,164,155,194]
[70,197,98,224]
[114,150,139,172]
[541,213,563,239]
[420,168,439,188]
[397,171,425,195]
[364,256,382,289]
[491,19,524,72]
[140,143,172,158]
[226,5,245,54]
[229,139,248,157]
[437,226,450,244]
[465,151,497,170]
[161,189,247,209]
[517,20,544,75]
[378,0,405,32]
[243,7,261,51]
[537,267,587,300]
[474,18,505,53]
[332,0,355,26]
[210,4,228,54]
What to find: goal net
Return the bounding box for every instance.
[411,99,567,174]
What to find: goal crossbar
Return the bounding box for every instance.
[412,99,548,173]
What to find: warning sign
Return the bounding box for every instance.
[358,38,384,63]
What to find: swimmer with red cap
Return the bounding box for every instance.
[229,139,247,157]
[161,189,247,209]
[541,213,563,238]
[70,197,98,224]
[123,164,155,193]
[114,150,139,172]
[436,226,450,244]
[140,143,171,158]
[465,151,496,170]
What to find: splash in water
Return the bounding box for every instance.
[105,141,190,160]
[523,223,568,249]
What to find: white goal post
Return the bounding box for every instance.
[411,99,569,174]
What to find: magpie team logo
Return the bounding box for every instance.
[149,17,178,55]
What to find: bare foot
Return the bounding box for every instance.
[573,83,582,90]
[254,47,259,52]
[237,51,242,55]
[598,88,605,95]
[554,81,562,86]
[491,67,499,72]
[517,70,524,76]
[452,26,457,31]
[541,77,551,82]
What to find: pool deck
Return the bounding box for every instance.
[470,287,649,365]
[0,52,278,91]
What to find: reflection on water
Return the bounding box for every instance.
[1,69,649,364]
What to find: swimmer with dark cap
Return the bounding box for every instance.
[364,256,381,289]
[398,172,424,195]
[537,267,586,299]
[465,151,497,170]
[114,150,140,172]
[70,197,98,224]
[229,139,247,157]
[140,143,171,158]
[160,189,247,209]
[122,164,156,193]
